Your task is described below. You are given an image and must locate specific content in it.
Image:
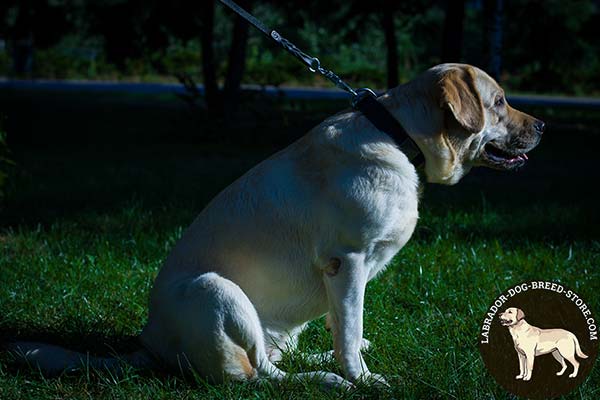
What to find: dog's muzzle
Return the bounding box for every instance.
[478,117,544,171]
[479,140,530,171]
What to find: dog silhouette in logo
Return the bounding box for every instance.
[499,307,588,381]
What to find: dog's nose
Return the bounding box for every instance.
[534,120,545,135]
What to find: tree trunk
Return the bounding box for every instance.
[12,0,34,75]
[223,0,253,120]
[441,0,465,63]
[200,0,220,114]
[382,1,399,89]
[483,0,503,82]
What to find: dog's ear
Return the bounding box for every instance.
[439,66,485,134]
[516,308,525,321]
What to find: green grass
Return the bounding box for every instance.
[0,91,599,399]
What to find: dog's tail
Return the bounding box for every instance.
[5,341,157,376]
[572,335,588,359]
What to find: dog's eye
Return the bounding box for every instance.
[495,96,505,107]
[508,310,512,313]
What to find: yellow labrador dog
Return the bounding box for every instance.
[499,307,588,381]
[10,64,543,388]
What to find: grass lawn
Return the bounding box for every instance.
[0,89,599,399]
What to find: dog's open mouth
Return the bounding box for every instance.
[499,318,512,326]
[480,141,528,170]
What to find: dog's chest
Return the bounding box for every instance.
[363,194,419,278]
[321,162,420,276]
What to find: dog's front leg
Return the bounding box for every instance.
[523,350,535,381]
[516,351,526,379]
[322,253,387,387]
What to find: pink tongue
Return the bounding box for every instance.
[510,154,528,163]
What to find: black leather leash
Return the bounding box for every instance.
[218,0,424,167]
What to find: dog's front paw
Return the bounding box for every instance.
[515,374,524,379]
[360,338,372,352]
[522,375,532,381]
[356,372,389,388]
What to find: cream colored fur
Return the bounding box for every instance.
[499,307,588,381]
[9,64,542,389]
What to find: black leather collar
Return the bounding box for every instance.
[354,92,425,167]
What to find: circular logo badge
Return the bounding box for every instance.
[479,281,598,399]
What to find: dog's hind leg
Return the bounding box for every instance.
[554,337,580,378]
[552,350,567,376]
[141,272,262,382]
[142,272,352,389]
[564,354,580,378]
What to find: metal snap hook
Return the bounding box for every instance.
[270,31,281,42]
[309,57,321,73]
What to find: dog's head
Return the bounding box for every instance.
[385,63,544,185]
[499,307,526,326]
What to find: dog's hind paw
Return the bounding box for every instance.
[318,372,355,390]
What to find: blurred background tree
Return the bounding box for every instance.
[0,0,598,97]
